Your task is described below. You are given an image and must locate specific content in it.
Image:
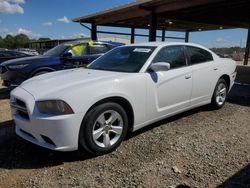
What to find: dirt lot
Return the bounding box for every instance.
[0,81,250,188]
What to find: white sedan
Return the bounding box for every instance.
[10,42,236,155]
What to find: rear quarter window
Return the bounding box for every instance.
[89,44,110,55]
[187,46,213,65]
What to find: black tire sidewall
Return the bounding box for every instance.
[211,79,228,109]
[33,71,49,77]
[79,102,128,155]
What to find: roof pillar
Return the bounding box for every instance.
[161,29,166,41]
[131,27,135,44]
[149,10,157,42]
[244,26,250,65]
[185,31,190,43]
[91,23,97,41]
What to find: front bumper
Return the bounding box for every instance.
[11,87,83,152]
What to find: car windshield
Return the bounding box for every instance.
[88,46,156,73]
[43,44,69,57]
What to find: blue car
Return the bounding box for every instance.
[0,40,123,87]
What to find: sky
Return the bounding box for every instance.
[0,0,248,48]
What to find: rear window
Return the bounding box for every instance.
[187,46,213,65]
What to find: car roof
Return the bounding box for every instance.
[0,50,17,53]
[126,42,208,49]
[63,40,124,47]
[0,50,28,55]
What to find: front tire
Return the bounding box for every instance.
[211,78,228,109]
[79,102,128,155]
[33,71,50,77]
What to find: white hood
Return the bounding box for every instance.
[20,68,122,99]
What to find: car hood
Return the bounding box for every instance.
[20,68,123,99]
[1,55,57,66]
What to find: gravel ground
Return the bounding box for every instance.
[0,82,250,188]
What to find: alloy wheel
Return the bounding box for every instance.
[92,110,124,148]
[215,82,227,106]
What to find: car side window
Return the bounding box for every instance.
[68,44,88,57]
[186,46,213,65]
[89,44,109,55]
[152,46,187,69]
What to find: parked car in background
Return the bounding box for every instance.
[0,50,31,64]
[10,42,236,155]
[0,48,8,51]
[1,40,123,87]
[16,48,39,56]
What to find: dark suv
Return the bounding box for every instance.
[0,40,123,87]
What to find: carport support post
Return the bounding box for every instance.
[161,29,166,41]
[91,23,97,41]
[149,10,157,42]
[244,27,250,65]
[131,27,135,44]
[185,31,190,43]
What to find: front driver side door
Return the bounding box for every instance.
[146,46,193,121]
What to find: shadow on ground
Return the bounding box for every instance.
[218,164,250,188]
[127,104,213,139]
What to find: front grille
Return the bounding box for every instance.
[41,135,56,146]
[20,129,36,140]
[11,98,30,120]
[16,99,26,108]
[0,66,7,74]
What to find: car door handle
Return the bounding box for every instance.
[185,75,192,79]
[213,68,218,71]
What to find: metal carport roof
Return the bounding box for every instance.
[73,0,250,64]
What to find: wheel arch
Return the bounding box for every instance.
[219,74,230,89]
[85,96,135,132]
[30,67,56,77]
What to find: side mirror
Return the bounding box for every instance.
[63,52,72,58]
[150,62,171,72]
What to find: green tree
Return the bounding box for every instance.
[15,34,30,48]
[0,34,31,49]
[3,35,15,49]
[0,36,3,48]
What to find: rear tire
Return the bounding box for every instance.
[79,102,128,155]
[211,78,228,109]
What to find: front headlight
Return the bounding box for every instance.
[36,100,74,115]
[8,64,29,69]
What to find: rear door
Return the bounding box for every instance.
[186,46,219,105]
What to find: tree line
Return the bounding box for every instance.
[210,47,245,55]
[0,34,32,49]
